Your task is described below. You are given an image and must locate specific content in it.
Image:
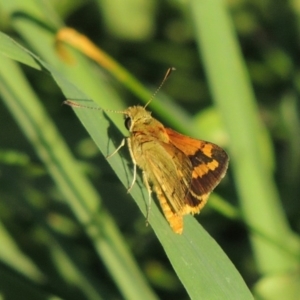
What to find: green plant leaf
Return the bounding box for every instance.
[0,29,253,299]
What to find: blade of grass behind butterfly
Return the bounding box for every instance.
[50,4,251,299]
[1,28,253,300]
[54,71,253,299]
[58,68,253,300]
[34,19,253,297]
[48,48,254,298]
[1,12,252,300]
[37,28,253,300]
[0,36,158,300]
[190,0,300,274]
[37,30,251,299]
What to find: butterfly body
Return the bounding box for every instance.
[64,68,229,234]
[123,105,229,234]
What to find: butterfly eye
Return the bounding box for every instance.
[124,117,132,130]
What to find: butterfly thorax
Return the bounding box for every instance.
[124,106,169,144]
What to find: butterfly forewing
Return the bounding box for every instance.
[165,128,229,211]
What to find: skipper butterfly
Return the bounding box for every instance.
[65,68,229,234]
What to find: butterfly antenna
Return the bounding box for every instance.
[64,100,128,114]
[65,67,175,112]
[144,67,175,109]
[63,100,102,110]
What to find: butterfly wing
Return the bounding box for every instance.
[165,128,229,214]
[142,141,193,233]
[143,141,193,213]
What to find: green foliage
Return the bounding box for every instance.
[0,0,300,299]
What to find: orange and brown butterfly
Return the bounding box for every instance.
[65,68,229,234]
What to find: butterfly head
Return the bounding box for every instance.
[123,106,152,132]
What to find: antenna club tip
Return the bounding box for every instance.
[63,100,76,107]
[63,100,71,106]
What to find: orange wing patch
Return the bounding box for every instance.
[166,127,229,214]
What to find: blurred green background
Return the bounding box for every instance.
[0,0,300,299]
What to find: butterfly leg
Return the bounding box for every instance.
[125,137,138,193]
[106,138,126,159]
[106,137,138,193]
[127,162,136,193]
[142,171,152,226]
